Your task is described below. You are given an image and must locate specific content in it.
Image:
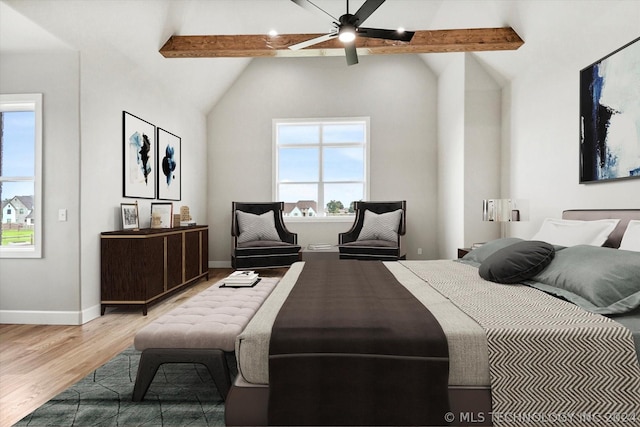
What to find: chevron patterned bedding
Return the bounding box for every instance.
[404,260,640,427]
[235,259,640,426]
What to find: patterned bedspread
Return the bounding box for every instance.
[403,260,640,427]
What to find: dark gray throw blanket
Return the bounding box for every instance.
[268,260,450,426]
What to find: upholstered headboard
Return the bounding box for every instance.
[562,209,640,248]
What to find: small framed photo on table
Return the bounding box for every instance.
[121,202,139,230]
[151,202,173,228]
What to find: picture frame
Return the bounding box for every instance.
[123,111,156,198]
[157,128,181,201]
[120,202,139,230]
[579,37,640,183]
[150,202,173,229]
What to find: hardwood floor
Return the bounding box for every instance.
[0,268,286,427]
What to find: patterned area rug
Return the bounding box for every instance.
[16,347,234,426]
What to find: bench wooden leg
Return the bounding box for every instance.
[132,348,231,402]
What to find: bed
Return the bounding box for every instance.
[224,209,640,426]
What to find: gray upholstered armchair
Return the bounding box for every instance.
[231,202,301,269]
[338,201,406,261]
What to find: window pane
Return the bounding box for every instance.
[1,181,35,247]
[323,147,364,181]
[324,183,364,214]
[278,147,319,182]
[1,111,35,176]
[323,123,365,143]
[278,124,319,145]
[279,183,318,204]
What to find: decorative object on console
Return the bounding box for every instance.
[123,111,156,199]
[150,202,173,228]
[157,128,181,201]
[580,37,640,183]
[120,202,139,230]
[180,205,196,226]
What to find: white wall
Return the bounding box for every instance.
[463,55,502,247]
[208,55,439,265]
[0,51,81,324]
[78,48,208,321]
[0,48,207,325]
[437,55,465,259]
[437,54,503,259]
[508,33,640,240]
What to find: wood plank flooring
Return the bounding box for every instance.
[0,268,286,427]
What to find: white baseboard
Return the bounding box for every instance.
[0,303,102,325]
[81,304,102,324]
[0,309,83,325]
[209,260,232,268]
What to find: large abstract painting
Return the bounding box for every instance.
[123,112,156,198]
[580,37,640,183]
[157,128,181,201]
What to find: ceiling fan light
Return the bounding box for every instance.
[338,27,356,43]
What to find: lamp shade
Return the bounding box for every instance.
[483,199,524,222]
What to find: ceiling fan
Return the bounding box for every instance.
[159,0,523,63]
[288,0,415,65]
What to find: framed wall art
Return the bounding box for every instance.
[157,128,181,201]
[580,37,640,183]
[120,202,139,230]
[150,202,173,228]
[123,111,156,198]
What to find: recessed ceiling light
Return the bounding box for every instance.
[268,29,278,37]
[397,27,406,34]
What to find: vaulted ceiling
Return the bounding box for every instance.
[1,0,637,113]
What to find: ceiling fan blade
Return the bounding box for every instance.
[291,0,338,22]
[289,33,337,50]
[358,27,415,42]
[345,42,358,65]
[353,0,386,25]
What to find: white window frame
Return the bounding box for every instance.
[273,117,370,222]
[0,93,43,258]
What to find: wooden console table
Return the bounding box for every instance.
[100,226,208,315]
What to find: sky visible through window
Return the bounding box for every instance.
[277,120,367,215]
[1,111,35,200]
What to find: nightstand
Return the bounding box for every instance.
[457,248,471,259]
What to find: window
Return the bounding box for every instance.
[0,94,43,258]
[274,118,369,218]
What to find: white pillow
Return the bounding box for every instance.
[531,218,620,247]
[619,220,640,251]
[236,210,281,243]
[357,209,403,242]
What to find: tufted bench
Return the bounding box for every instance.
[132,277,278,402]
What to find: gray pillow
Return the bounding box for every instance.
[236,210,281,244]
[458,238,523,267]
[479,241,555,284]
[525,245,640,314]
[357,209,403,243]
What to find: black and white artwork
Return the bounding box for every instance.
[580,37,640,183]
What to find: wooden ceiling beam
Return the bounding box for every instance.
[159,27,524,59]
